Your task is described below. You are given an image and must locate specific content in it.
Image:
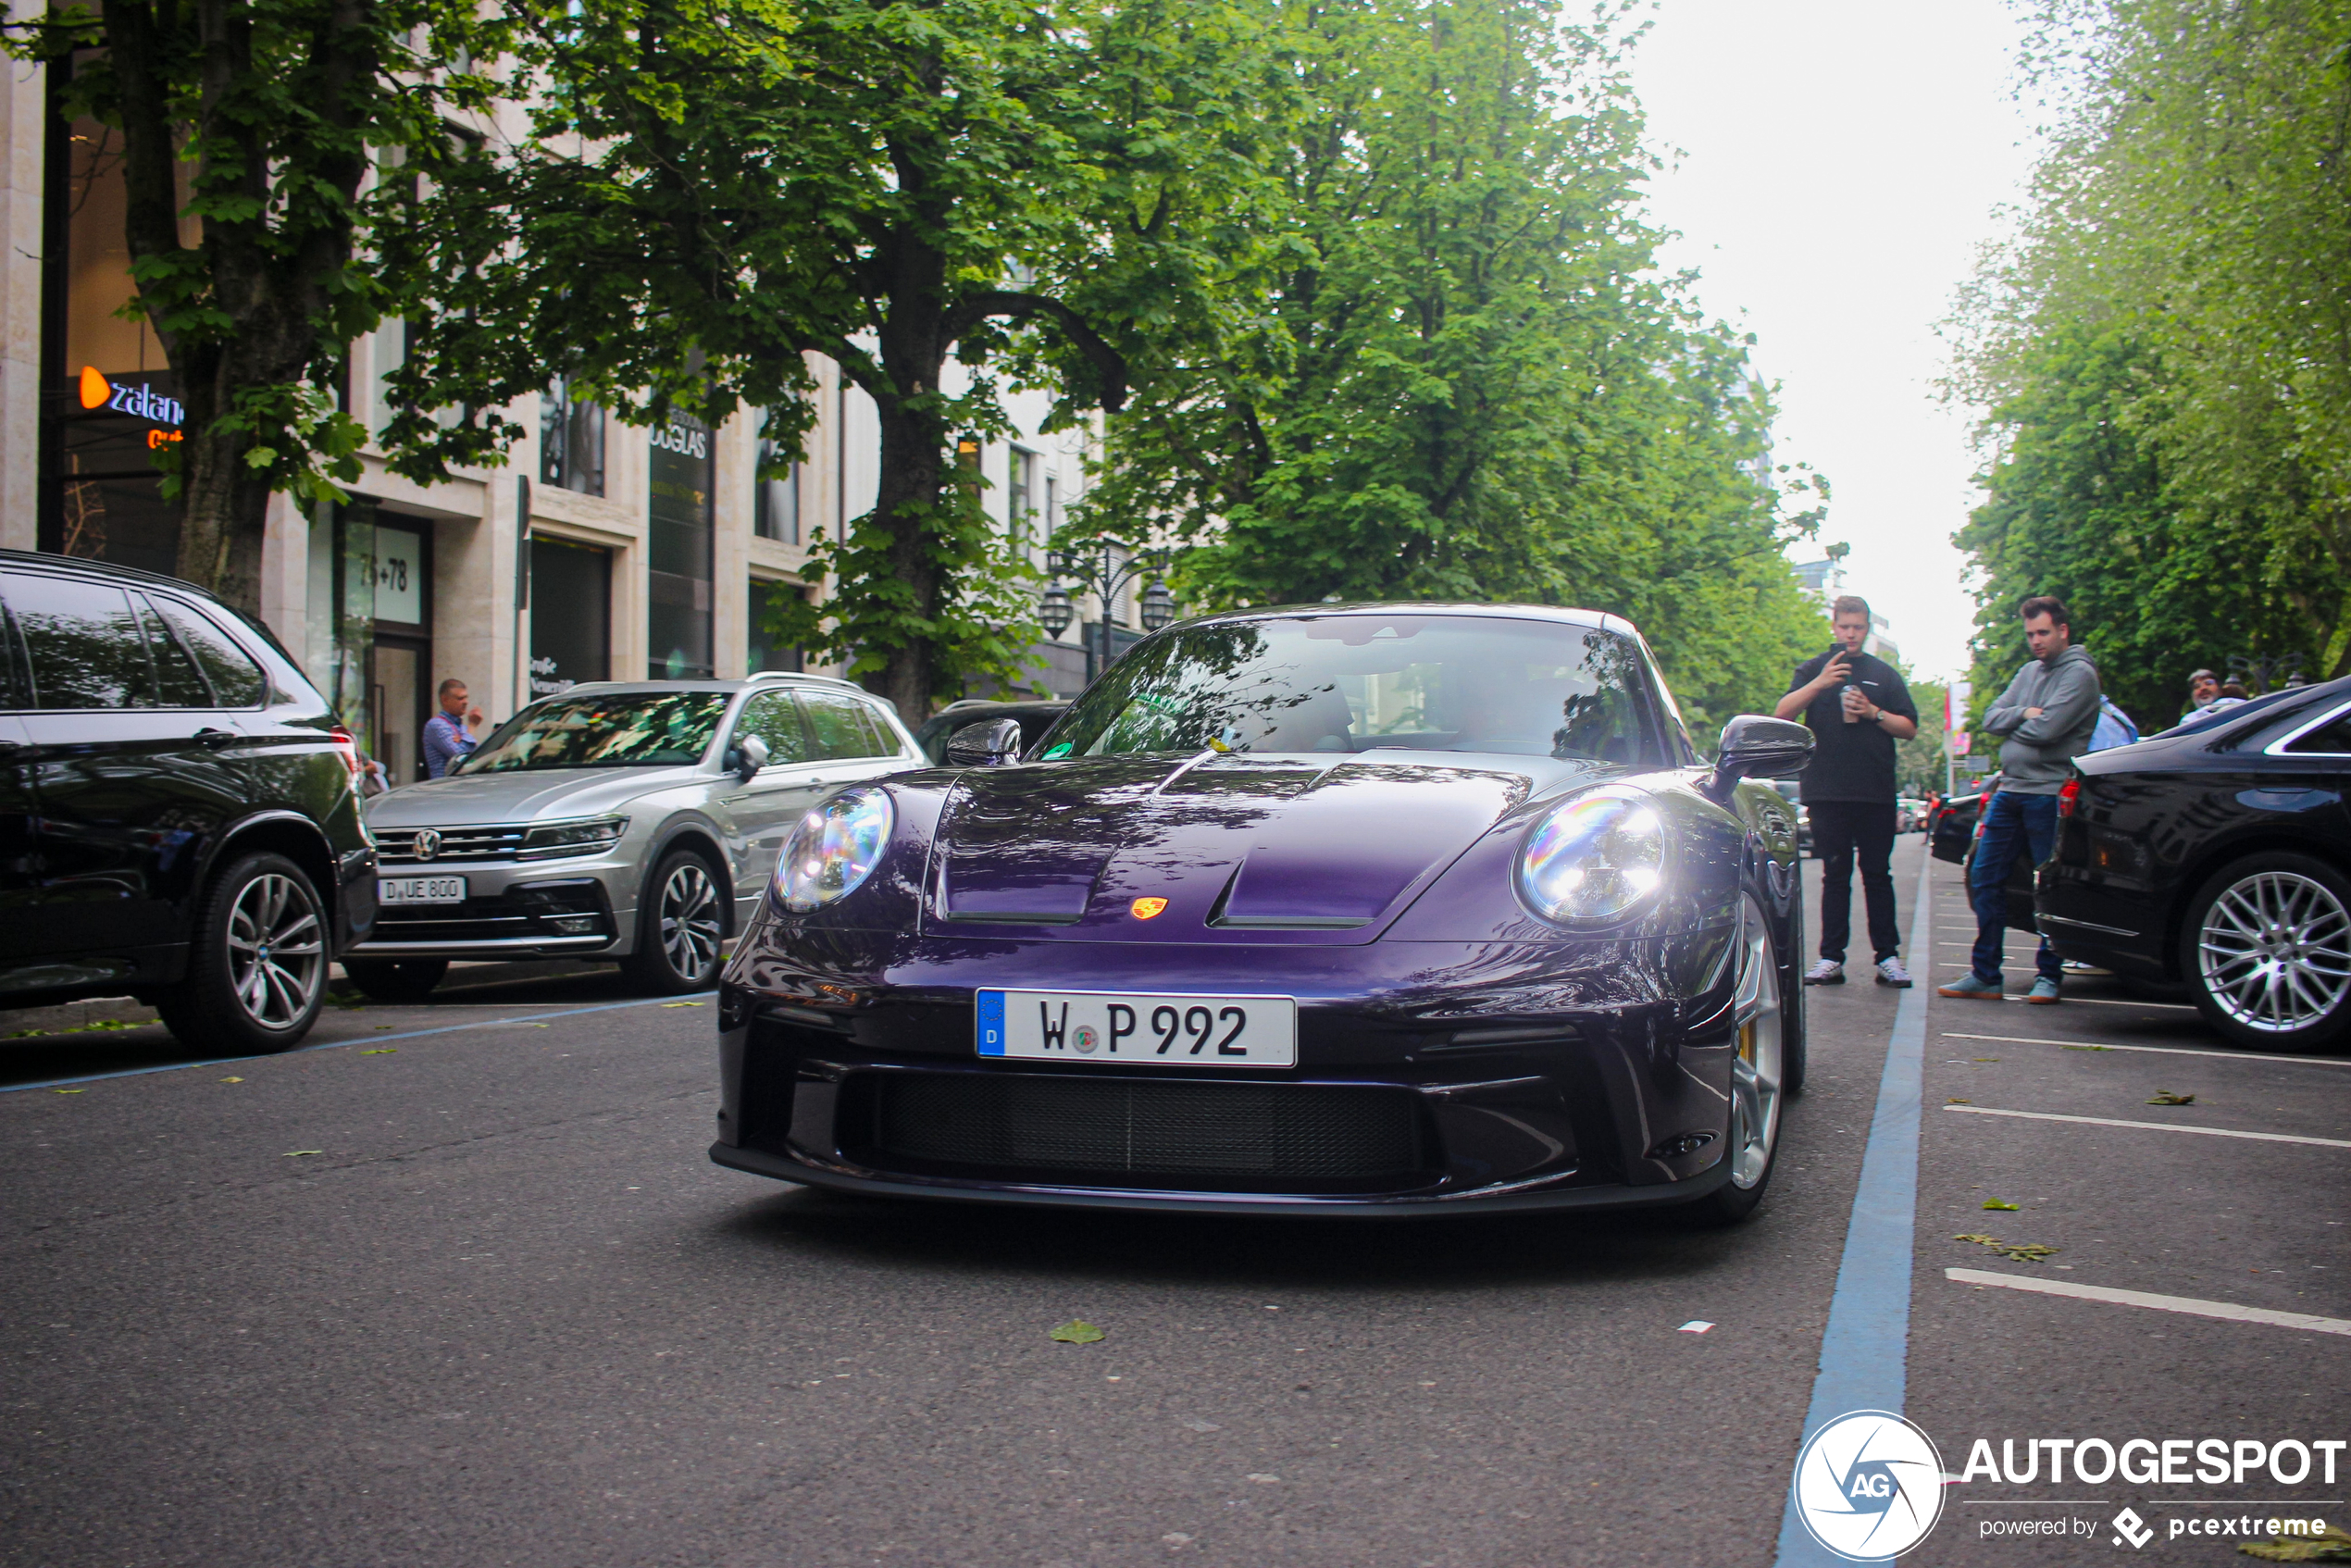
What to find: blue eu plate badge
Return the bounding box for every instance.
[976,989,1007,1055]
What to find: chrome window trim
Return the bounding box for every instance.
[2261,696,2351,758]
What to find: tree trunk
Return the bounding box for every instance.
[866,391,949,727]
[168,349,270,612]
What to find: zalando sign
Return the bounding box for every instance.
[79,365,183,443]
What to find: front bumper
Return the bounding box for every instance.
[710,927,1747,1215]
[349,860,633,959]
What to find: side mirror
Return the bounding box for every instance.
[1710,715,1813,794]
[944,717,1024,767]
[732,733,771,781]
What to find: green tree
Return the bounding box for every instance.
[1068,0,1827,735]
[1949,0,2351,716]
[6,0,507,613]
[387,0,1269,721]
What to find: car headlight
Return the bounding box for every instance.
[519,815,629,860]
[1517,787,1666,924]
[777,788,894,912]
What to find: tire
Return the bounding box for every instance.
[340,958,449,1003]
[153,852,330,1054]
[619,848,727,994]
[2179,851,2351,1052]
[1684,892,1787,1226]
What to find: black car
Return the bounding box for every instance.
[0,550,376,1052]
[2037,678,2351,1050]
[914,699,1071,765]
[715,604,1813,1222]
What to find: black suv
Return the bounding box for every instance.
[0,550,377,1052]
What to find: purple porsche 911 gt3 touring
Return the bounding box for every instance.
[711,604,1813,1222]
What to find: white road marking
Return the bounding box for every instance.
[1943,1031,2351,1068]
[1942,1103,2351,1149]
[1947,1268,2351,1337]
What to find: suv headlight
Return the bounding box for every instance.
[1517,786,1666,925]
[519,815,629,860]
[777,789,894,912]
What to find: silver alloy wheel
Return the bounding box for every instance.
[227,872,326,1029]
[2196,869,2351,1033]
[1728,893,1785,1190]
[658,861,724,981]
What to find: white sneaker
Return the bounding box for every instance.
[1803,959,1845,986]
[1875,956,1913,988]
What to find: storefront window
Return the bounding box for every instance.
[748,579,804,674]
[531,537,612,697]
[41,100,188,574]
[541,376,605,497]
[647,413,714,678]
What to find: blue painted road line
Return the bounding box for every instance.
[0,994,686,1096]
[1774,851,1934,1567]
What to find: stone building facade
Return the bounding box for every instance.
[1,49,1116,783]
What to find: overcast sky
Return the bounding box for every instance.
[1624,0,2042,685]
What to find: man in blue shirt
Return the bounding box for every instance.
[421,678,484,779]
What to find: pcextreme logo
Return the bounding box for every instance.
[78,365,184,446]
[1791,1410,1948,1561]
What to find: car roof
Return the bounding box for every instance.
[538,672,872,699]
[1164,601,1629,637]
[0,546,230,605]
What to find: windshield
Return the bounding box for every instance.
[1045,615,1665,765]
[459,691,731,773]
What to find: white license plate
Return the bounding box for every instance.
[379,876,466,905]
[976,989,1298,1068]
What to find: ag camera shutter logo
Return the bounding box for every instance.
[1791,1410,1947,1560]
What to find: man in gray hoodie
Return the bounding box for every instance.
[1939,595,2102,1003]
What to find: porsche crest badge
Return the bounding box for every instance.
[1130,897,1170,920]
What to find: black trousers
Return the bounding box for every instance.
[1810,799,1900,964]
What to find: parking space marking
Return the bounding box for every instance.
[1947,1269,2351,1337]
[1942,1103,2351,1149]
[1943,1032,2351,1068]
[0,994,690,1095]
[1774,849,1933,1568]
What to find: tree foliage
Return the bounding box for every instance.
[1947,0,2351,727]
[1064,0,1829,737]
[6,0,507,613]
[387,0,1270,720]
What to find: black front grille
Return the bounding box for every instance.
[371,879,612,945]
[869,1073,1424,1185]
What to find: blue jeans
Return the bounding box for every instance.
[1969,790,2061,986]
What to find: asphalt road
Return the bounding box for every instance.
[2,839,2342,1568]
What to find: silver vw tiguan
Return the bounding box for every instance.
[343,675,923,999]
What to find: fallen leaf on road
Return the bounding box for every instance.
[1246,1474,1280,1485]
[52,1088,83,1094]
[1050,1320,1105,1344]
[375,1025,394,1031]
[2062,1044,2110,1052]
[660,1002,706,1008]
[1972,1057,2000,1063]
[1181,1418,1221,1433]
[1955,1233,2059,1263]
[1947,1098,1971,1104]
[2148,1090,2196,1105]
[1983,1199,2021,1211]
[218,1076,243,1083]
[360,1048,397,1055]
[2239,1523,2351,1561]
[282,1150,323,1157]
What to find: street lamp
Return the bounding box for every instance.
[1043,544,1175,681]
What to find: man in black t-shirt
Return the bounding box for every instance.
[1775,595,1920,987]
